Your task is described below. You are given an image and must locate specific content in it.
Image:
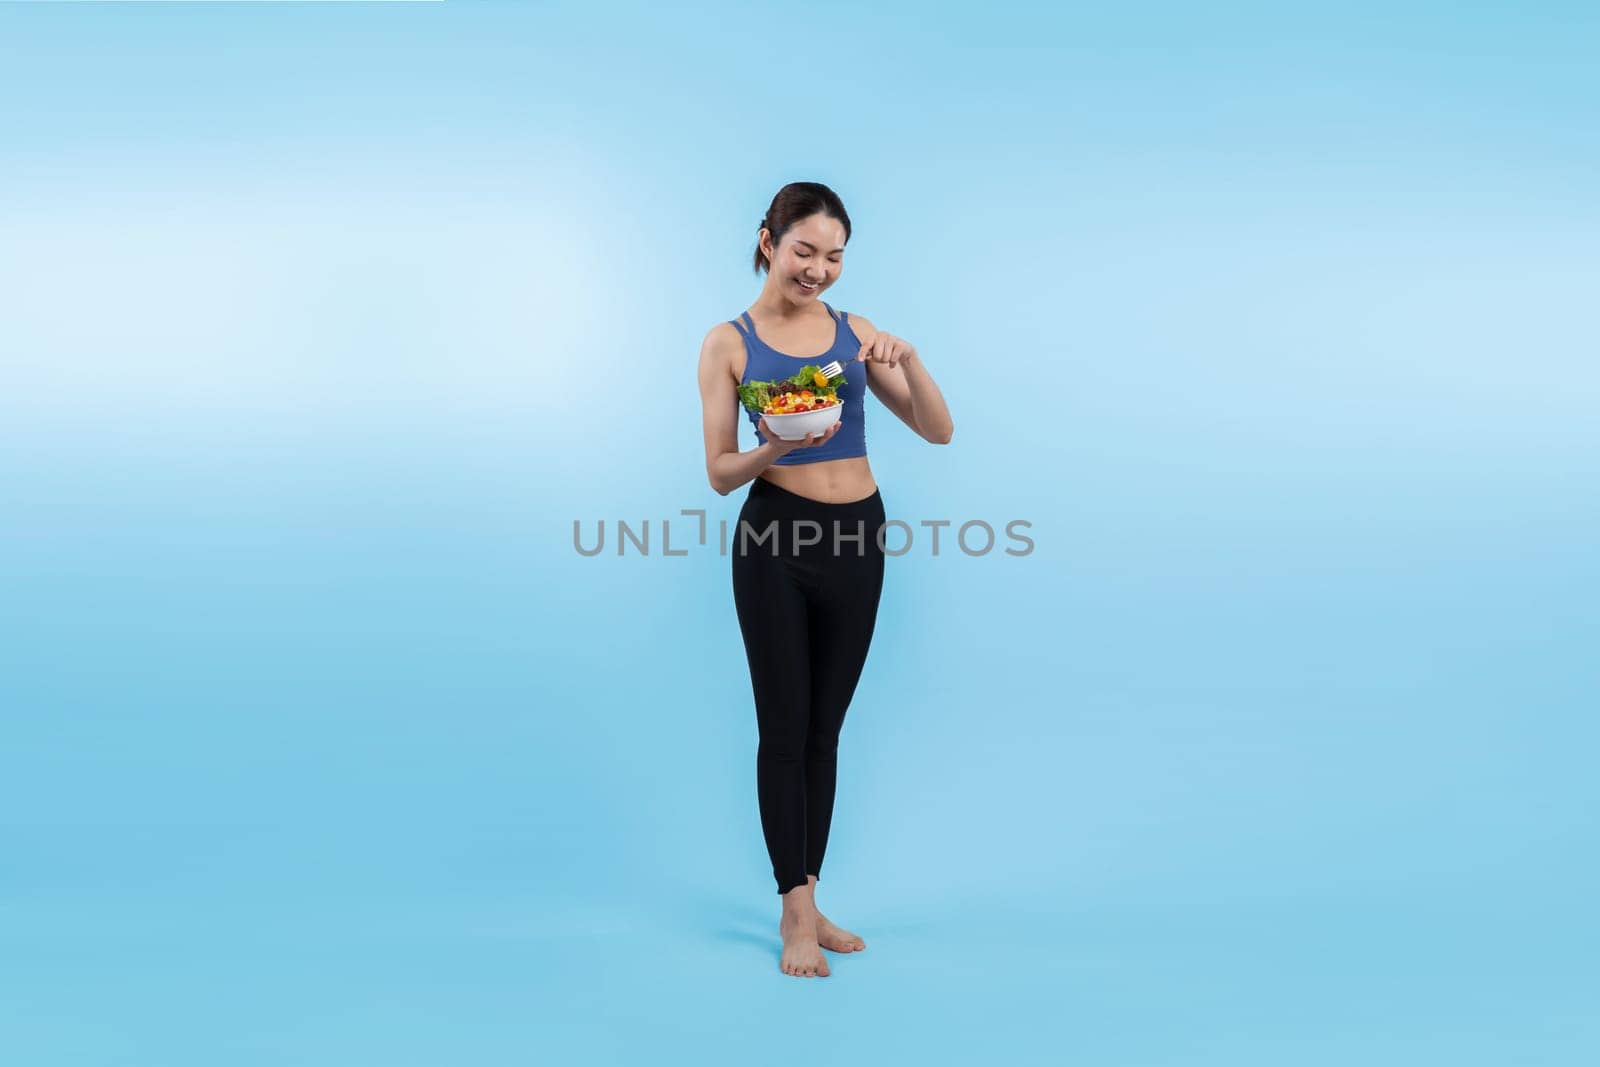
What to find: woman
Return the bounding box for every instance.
[696,182,955,978]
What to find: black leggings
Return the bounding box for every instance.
[731,475,887,895]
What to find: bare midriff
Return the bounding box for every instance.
[757,456,878,504]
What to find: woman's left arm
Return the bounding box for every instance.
[851,314,955,445]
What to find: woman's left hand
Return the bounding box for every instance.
[857,331,916,368]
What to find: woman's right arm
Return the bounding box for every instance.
[699,324,784,496]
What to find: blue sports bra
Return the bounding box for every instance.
[729,301,868,465]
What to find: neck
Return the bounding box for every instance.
[752,279,822,321]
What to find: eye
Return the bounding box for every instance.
[795,251,810,258]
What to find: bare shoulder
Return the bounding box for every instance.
[700,326,748,399]
[841,310,878,346]
[701,320,743,357]
[699,321,742,365]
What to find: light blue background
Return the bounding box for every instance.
[2,1,1596,1063]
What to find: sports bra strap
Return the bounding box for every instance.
[734,305,844,334]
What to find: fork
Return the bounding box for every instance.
[818,359,846,381]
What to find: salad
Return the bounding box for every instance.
[737,364,849,416]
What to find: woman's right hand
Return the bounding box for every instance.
[759,416,841,456]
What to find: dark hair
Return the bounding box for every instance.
[753,181,852,274]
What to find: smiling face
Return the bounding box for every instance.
[762,212,847,302]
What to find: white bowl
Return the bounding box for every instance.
[760,402,843,441]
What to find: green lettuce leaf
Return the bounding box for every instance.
[736,381,771,412]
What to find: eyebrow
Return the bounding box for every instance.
[795,240,845,254]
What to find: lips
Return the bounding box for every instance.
[797,279,820,291]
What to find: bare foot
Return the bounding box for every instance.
[807,875,865,953]
[778,909,830,978]
[814,910,866,953]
